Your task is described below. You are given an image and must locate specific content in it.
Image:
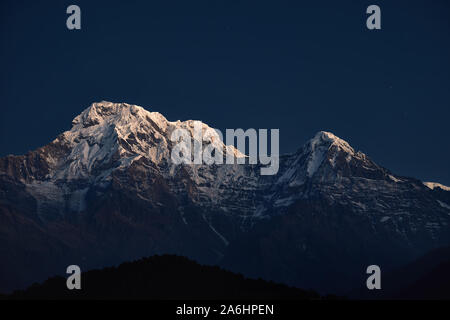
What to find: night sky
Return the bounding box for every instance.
[1,0,449,184]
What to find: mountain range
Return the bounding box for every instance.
[1,101,449,294]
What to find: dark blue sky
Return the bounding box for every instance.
[1,0,449,184]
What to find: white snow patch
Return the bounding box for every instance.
[202,214,229,246]
[273,197,295,207]
[437,200,450,210]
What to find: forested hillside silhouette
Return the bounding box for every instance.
[2,255,330,300]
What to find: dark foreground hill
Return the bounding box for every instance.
[1,255,329,300]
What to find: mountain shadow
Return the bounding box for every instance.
[351,246,450,300]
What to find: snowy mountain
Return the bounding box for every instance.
[1,101,449,294]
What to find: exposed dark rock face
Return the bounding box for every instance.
[1,101,449,294]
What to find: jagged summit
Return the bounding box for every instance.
[72,101,169,129]
[424,182,450,192]
[275,130,374,189]
[303,130,359,177]
[309,131,355,155]
[61,101,174,178]
[51,101,243,181]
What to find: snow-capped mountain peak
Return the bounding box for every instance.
[44,101,244,181]
[304,131,356,177]
[309,131,355,155]
[276,131,363,186]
